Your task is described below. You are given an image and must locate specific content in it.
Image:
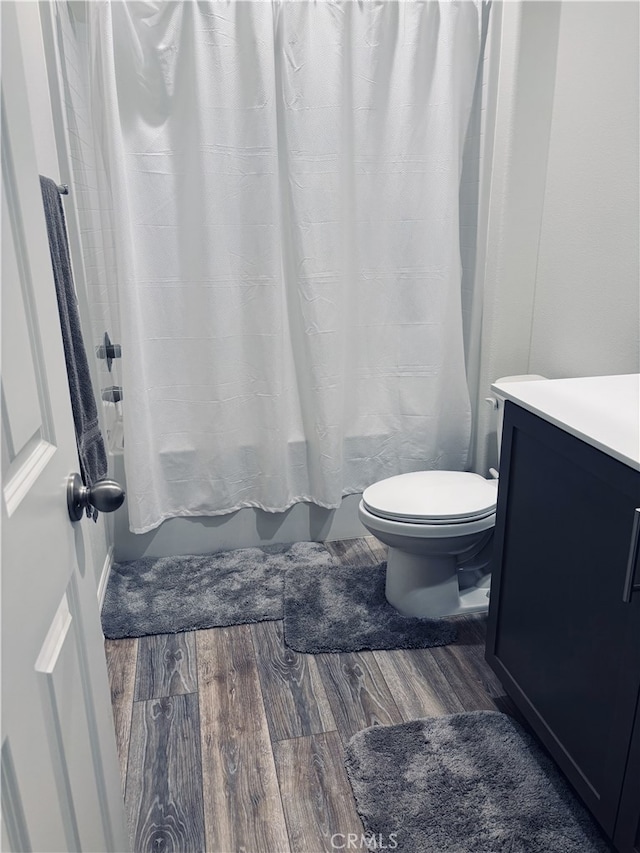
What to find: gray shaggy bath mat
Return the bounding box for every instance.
[283,561,456,653]
[101,541,336,639]
[345,711,610,853]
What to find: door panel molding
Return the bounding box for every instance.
[0,96,56,450]
[1,738,32,853]
[67,574,117,852]
[35,594,82,852]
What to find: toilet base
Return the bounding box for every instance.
[456,584,491,615]
[384,546,490,619]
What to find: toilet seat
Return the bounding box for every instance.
[362,471,498,525]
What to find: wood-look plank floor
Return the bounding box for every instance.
[104,537,516,853]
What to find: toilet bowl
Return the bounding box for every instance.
[359,471,497,618]
[358,375,545,619]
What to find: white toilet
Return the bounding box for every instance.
[358,375,545,619]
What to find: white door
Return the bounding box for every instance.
[0,4,129,851]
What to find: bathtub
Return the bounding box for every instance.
[108,422,367,561]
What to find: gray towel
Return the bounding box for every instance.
[40,176,107,518]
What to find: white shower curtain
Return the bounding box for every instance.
[90,0,482,533]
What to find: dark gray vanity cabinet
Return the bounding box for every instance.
[486,401,640,851]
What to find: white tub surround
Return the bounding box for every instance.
[491,374,640,472]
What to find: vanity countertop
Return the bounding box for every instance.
[491,374,640,472]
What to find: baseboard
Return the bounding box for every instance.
[97,545,114,612]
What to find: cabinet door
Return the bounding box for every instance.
[615,668,640,850]
[486,402,640,836]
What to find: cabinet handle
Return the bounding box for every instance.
[622,508,640,603]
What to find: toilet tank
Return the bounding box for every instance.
[491,375,546,462]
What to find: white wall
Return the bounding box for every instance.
[473,0,639,474]
[528,1,639,378]
[466,0,506,460]
[16,3,113,593]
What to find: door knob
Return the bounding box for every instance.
[67,473,125,521]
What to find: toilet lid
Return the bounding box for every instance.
[362,471,498,524]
